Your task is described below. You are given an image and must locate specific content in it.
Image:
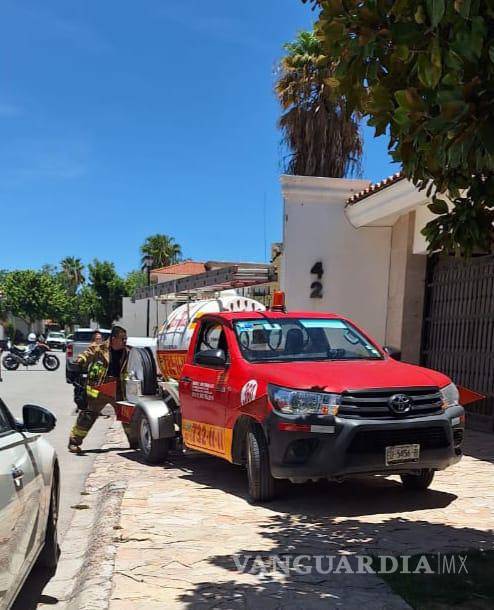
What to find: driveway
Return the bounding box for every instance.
[50,422,494,609]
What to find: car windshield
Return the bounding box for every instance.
[49,332,64,338]
[233,317,383,363]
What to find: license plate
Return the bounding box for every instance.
[385,444,420,465]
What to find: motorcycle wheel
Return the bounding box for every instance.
[2,354,19,371]
[43,354,60,371]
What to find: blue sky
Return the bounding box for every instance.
[0,0,396,275]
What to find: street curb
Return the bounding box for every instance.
[66,480,126,610]
[39,424,129,610]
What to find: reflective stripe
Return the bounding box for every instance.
[71,425,89,439]
[86,386,100,398]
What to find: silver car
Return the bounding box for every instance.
[0,399,59,609]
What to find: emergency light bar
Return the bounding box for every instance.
[133,264,277,301]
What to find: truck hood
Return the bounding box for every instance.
[252,358,451,393]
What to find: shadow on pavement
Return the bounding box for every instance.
[82,446,130,455]
[11,567,58,610]
[118,448,457,517]
[462,429,494,465]
[177,512,494,609]
[174,464,493,608]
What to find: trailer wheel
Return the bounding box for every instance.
[400,469,435,490]
[137,411,170,464]
[246,425,278,503]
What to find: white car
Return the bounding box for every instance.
[0,400,59,609]
[46,332,67,351]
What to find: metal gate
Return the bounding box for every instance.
[421,254,494,431]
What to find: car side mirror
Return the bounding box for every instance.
[384,346,402,361]
[195,349,227,368]
[22,404,57,433]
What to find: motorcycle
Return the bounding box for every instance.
[2,341,60,371]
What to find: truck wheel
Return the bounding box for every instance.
[246,426,278,503]
[400,469,435,490]
[137,412,170,464]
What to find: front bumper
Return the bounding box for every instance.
[48,342,64,349]
[266,406,464,481]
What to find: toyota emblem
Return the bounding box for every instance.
[388,393,412,415]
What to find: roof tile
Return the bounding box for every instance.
[346,171,404,206]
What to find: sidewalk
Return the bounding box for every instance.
[45,425,494,609]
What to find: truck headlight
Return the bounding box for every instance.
[268,384,340,416]
[440,383,460,408]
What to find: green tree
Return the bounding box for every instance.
[87,260,126,327]
[276,30,363,177]
[0,270,69,328]
[72,286,99,327]
[304,0,494,255]
[60,257,85,293]
[124,270,147,297]
[140,234,182,269]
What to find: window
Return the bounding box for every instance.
[0,400,14,435]
[194,322,229,360]
[233,318,383,363]
[74,331,110,342]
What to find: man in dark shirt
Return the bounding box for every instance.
[68,325,133,452]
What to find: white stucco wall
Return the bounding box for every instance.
[281,175,392,344]
[413,204,436,254]
[120,297,178,338]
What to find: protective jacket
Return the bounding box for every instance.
[76,340,129,399]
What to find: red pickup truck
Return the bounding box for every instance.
[120,308,465,502]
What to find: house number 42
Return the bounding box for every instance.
[310,262,323,298]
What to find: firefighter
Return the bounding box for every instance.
[68,325,136,453]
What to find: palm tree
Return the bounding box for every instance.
[60,257,85,293]
[275,30,363,178]
[140,234,182,270]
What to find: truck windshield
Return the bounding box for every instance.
[233,318,383,363]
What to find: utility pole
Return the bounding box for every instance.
[142,256,154,337]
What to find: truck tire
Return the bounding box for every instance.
[137,411,170,464]
[246,425,278,503]
[129,347,157,396]
[400,469,435,490]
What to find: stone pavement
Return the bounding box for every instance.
[54,425,494,609]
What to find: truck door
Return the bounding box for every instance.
[179,320,231,459]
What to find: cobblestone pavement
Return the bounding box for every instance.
[76,426,494,609]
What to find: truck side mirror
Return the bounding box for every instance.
[384,346,402,361]
[195,349,227,367]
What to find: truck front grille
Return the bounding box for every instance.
[348,426,450,454]
[339,387,443,419]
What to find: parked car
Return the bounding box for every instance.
[46,331,67,352]
[0,399,59,608]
